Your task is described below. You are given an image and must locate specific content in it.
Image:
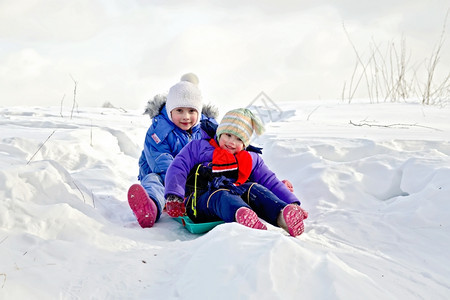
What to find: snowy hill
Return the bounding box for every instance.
[1,100,449,299]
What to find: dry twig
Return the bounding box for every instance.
[70,75,78,119]
[27,130,56,165]
[349,120,442,131]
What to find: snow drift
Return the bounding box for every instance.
[1,100,449,299]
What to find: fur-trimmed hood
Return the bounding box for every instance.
[143,94,219,119]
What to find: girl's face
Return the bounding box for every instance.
[170,107,199,131]
[218,133,244,155]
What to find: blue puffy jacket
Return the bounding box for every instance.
[138,98,218,183]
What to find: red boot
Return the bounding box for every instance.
[128,184,157,228]
[235,207,267,230]
[278,204,308,237]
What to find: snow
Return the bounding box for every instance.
[1,100,449,299]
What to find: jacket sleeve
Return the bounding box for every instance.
[249,153,301,205]
[164,141,201,199]
[142,127,174,182]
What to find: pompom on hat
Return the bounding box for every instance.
[216,108,265,147]
[165,73,203,124]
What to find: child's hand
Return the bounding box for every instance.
[166,195,186,217]
[282,179,294,193]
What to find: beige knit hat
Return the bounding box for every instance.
[165,73,203,124]
[216,108,265,147]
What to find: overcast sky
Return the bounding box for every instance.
[1,0,449,110]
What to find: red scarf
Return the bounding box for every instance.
[209,139,252,185]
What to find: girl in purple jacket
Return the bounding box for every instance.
[164,108,308,237]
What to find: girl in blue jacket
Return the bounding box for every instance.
[164,108,308,237]
[128,73,218,228]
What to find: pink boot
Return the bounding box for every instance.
[127,184,157,228]
[278,204,307,237]
[235,207,267,230]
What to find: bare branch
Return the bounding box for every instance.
[70,75,78,119]
[343,23,375,102]
[307,106,321,121]
[343,11,449,105]
[72,180,86,204]
[0,273,6,288]
[27,130,56,165]
[349,120,442,131]
[59,94,65,118]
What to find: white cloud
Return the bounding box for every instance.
[0,1,449,108]
[0,0,109,42]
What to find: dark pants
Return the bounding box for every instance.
[186,182,288,226]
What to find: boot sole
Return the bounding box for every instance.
[282,204,305,237]
[128,184,157,228]
[235,207,267,230]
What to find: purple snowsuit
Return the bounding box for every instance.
[165,137,301,225]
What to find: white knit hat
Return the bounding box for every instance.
[165,73,203,124]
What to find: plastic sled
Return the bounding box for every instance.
[175,216,224,234]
